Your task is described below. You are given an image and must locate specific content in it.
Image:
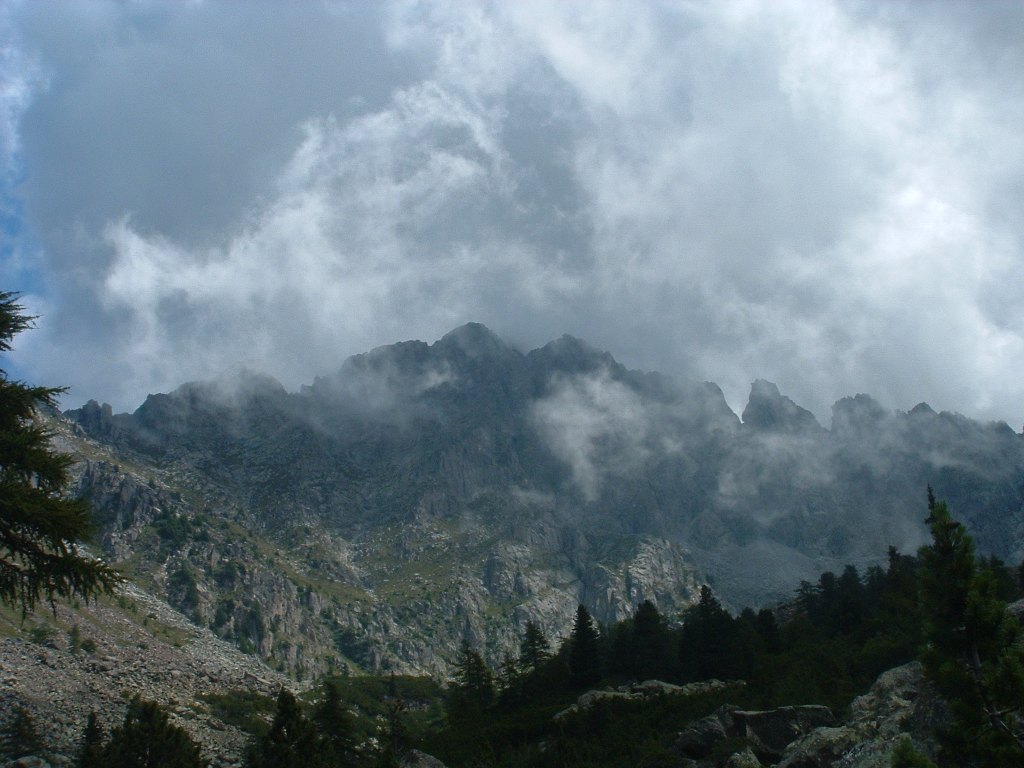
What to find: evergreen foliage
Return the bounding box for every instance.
[446,640,495,724]
[0,705,43,760]
[246,688,329,768]
[891,737,938,768]
[568,604,601,688]
[75,711,105,768]
[518,619,550,673]
[918,491,1024,765]
[313,678,357,766]
[102,698,203,768]
[0,291,121,614]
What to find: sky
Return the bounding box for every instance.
[1,0,1023,428]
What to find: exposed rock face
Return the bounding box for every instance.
[0,583,292,767]
[671,663,948,767]
[558,679,741,720]
[56,324,1024,675]
[733,706,837,761]
[775,662,948,768]
[673,704,834,764]
[400,750,448,768]
[741,380,823,435]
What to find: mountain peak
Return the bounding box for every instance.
[437,322,513,360]
[831,394,888,434]
[527,334,617,375]
[741,379,822,433]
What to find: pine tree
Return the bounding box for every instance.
[518,620,551,674]
[0,705,43,760]
[918,492,1024,766]
[679,585,738,681]
[0,291,120,613]
[568,604,601,688]
[451,640,494,708]
[497,652,521,702]
[313,679,356,766]
[102,698,203,768]
[75,711,105,768]
[247,688,328,768]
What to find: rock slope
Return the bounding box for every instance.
[0,583,291,766]
[58,324,1024,676]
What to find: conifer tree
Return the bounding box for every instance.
[102,698,203,768]
[0,705,43,760]
[497,652,521,701]
[75,711,105,768]
[568,604,601,688]
[450,640,494,709]
[0,291,120,613]
[518,620,550,674]
[247,688,328,768]
[919,492,1024,766]
[313,679,356,766]
[680,585,737,680]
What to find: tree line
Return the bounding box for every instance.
[2,292,1022,766]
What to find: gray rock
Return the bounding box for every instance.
[731,705,835,760]
[3,758,52,768]
[775,726,860,768]
[775,662,949,768]
[400,749,448,768]
[724,748,762,768]
[675,713,728,758]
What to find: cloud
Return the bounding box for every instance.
[530,368,656,500]
[4,0,1024,427]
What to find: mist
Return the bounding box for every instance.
[2,1,1023,427]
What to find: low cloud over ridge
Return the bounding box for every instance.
[3,1,1023,426]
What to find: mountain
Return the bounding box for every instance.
[60,323,1024,678]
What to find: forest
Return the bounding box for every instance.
[4,495,1022,768]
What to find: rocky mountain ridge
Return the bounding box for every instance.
[57,323,1024,679]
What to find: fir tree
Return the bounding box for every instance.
[447,639,494,722]
[247,688,328,768]
[680,585,737,681]
[102,698,203,768]
[0,705,43,760]
[568,604,601,688]
[75,711,105,768]
[518,620,551,674]
[313,679,356,766]
[918,492,1024,765]
[0,291,120,614]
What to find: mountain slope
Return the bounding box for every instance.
[61,324,1024,676]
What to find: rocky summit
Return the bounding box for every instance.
[48,323,1024,680]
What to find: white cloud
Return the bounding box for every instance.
[530,368,655,500]
[5,0,1024,426]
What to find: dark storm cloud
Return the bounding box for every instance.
[3,1,1024,427]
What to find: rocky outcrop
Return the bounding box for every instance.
[671,662,948,767]
[400,749,448,767]
[0,582,292,767]
[741,380,823,434]
[557,679,742,720]
[776,662,948,768]
[673,704,834,764]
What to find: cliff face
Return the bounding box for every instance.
[58,324,1024,677]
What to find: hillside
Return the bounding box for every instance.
[52,323,1024,679]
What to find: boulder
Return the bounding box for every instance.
[674,712,728,758]
[724,748,763,768]
[3,758,52,768]
[774,726,860,768]
[400,749,448,768]
[731,705,835,760]
[775,662,949,768]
